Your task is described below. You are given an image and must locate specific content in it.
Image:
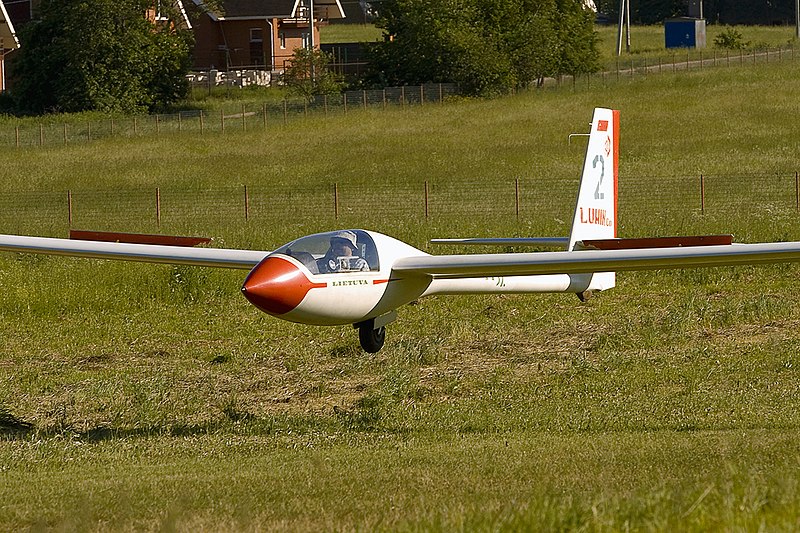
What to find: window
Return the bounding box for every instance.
[273,230,380,274]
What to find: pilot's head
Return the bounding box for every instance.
[330,231,358,256]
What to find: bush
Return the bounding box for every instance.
[714,27,750,50]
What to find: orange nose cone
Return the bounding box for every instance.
[242,256,325,316]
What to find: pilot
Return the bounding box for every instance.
[319,231,369,273]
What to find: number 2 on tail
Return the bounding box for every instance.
[593,154,605,200]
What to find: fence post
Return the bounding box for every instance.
[334,183,339,219]
[156,187,161,226]
[424,181,429,219]
[515,178,520,218]
[67,190,72,226]
[700,174,705,214]
[244,184,249,220]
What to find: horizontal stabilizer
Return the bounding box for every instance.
[430,237,569,248]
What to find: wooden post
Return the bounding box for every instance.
[244,185,249,220]
[67,190,73,226]
[424,181,429,219]
[515,178,520,217]
[700,174,705,214]
[156,187,161,226]
[334,183,339,219]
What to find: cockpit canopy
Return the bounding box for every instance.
[271,230,380,274]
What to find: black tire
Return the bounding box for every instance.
[358,320,386,353]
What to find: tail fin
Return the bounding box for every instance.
[568,108,619,291]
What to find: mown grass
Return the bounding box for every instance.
[3,56,800,530]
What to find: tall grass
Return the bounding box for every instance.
[2,56,800,530]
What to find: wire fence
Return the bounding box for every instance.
[3,44,797,149]
[1,173,798,236]
[1,84,459,149]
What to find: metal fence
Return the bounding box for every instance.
[1,83,459,149]
[1,173,798,236]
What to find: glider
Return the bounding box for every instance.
[2,108,800,353]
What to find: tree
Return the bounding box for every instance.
[282,48,344,100]
[366,0,599,95]
[11,0,193,114]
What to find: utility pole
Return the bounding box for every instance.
[616,0,630,55]
[796,0,799,39]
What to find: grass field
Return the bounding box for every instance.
[2,53,800,530]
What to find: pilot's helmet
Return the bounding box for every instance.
[330,230,358,253]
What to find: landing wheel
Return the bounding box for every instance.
[358,320,386,353]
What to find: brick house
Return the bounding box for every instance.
[0,1,19,91]
[188,0,346,71]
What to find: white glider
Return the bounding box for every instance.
[2,108,800,352]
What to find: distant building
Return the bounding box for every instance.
[188,0,346,71]
[0,1,19,91]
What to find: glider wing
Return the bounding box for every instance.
[0,234,267,269]
[392,242,800,279]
